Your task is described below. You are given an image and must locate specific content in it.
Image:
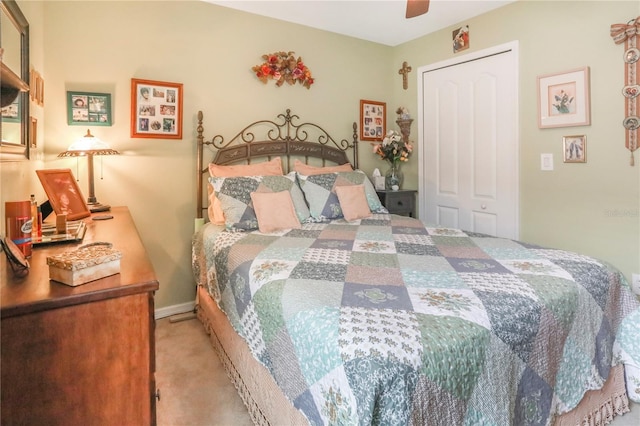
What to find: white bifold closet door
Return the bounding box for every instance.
[419,42,519,240]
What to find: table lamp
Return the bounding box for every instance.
[58,130,119,212]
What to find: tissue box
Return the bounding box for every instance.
[372,168,386,190]
[47,242,122,286]
[374,176,386,191]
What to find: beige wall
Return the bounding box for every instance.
[2,0,638,310]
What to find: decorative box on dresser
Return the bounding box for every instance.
[1,206,159,425]
[376,189,417,217]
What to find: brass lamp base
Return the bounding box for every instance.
[88,203,111,213]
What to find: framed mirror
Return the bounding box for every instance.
[1,0,30,161]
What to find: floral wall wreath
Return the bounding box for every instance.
[251,51,314,89]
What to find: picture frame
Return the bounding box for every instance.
[30,69,44,106]
[563,135,587,163]
[1,99,20,123]
[360,99,386,141]
[453,25,469,53]
[537,67,591,129]
[67,91,112,126]
[131,78,183,139]
[36,169,91,221]
[30,116,37,148]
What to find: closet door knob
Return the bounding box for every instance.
[481,204,487,210]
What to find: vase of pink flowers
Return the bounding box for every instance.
[373,130,412,191]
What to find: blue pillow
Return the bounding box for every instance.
[296,170,386,220]
[209,173,310,231]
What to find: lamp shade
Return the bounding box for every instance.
[58,129,119,157]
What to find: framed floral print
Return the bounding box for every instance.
[537,67,591,129]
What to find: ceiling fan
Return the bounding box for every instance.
[406,0,430,18]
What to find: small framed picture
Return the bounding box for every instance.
[30,69,45,106]
[67,91,112,126]
[131,78,183,139]
[453,25,469,53]
[30,117,37,148]
[563,135,587,163]
[537,67,590,129]
[36,169,91,221]
[360,99,386,142]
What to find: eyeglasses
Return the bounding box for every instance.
[1,237,30,278]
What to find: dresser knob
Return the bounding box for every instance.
[155,389,161,401]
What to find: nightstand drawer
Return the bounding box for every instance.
[376,190,417,217]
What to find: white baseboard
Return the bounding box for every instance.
[154,301,196,319]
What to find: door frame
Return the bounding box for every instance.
[417,40,520,238]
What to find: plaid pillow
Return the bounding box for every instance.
[209,173,310,231]
[296,170,386,221]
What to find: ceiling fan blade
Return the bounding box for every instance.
[406,0,430,19]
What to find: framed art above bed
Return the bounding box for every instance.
[359,99,386,141]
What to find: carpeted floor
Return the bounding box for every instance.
[155,315,252,426]
[155,316,640,426]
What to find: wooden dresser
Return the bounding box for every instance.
[1,206,159,425]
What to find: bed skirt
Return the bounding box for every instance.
[554,363,629,426]
[196,285,309,425]
[196,285,631,426]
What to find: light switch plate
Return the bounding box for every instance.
[541,153,554,171]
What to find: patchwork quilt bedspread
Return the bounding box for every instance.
[193,214,640,426]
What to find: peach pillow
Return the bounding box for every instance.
[208,157,284,224]
[209,157,283,177]
[293,159,353,176]
[335,184,372,221]
[250,191,302,233]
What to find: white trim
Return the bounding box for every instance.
[417,40,520,239]
[154,301,196,319]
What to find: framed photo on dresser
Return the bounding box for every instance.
[131,78,183,139]
[36,169,91,221]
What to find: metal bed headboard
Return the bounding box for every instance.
[196,109,358,219]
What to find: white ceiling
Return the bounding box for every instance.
[204,0,517,46]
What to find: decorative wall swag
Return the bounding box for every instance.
[610,16,640,166]
[251,51,314,89]
[398,61,412,90]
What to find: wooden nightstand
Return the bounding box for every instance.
[1,206,159,425]
[376,189,417,217]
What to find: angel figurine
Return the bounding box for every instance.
[396,107,411,120]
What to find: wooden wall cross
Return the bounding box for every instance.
[398,61,412,90]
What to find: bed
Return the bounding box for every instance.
[192,109,640,425]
